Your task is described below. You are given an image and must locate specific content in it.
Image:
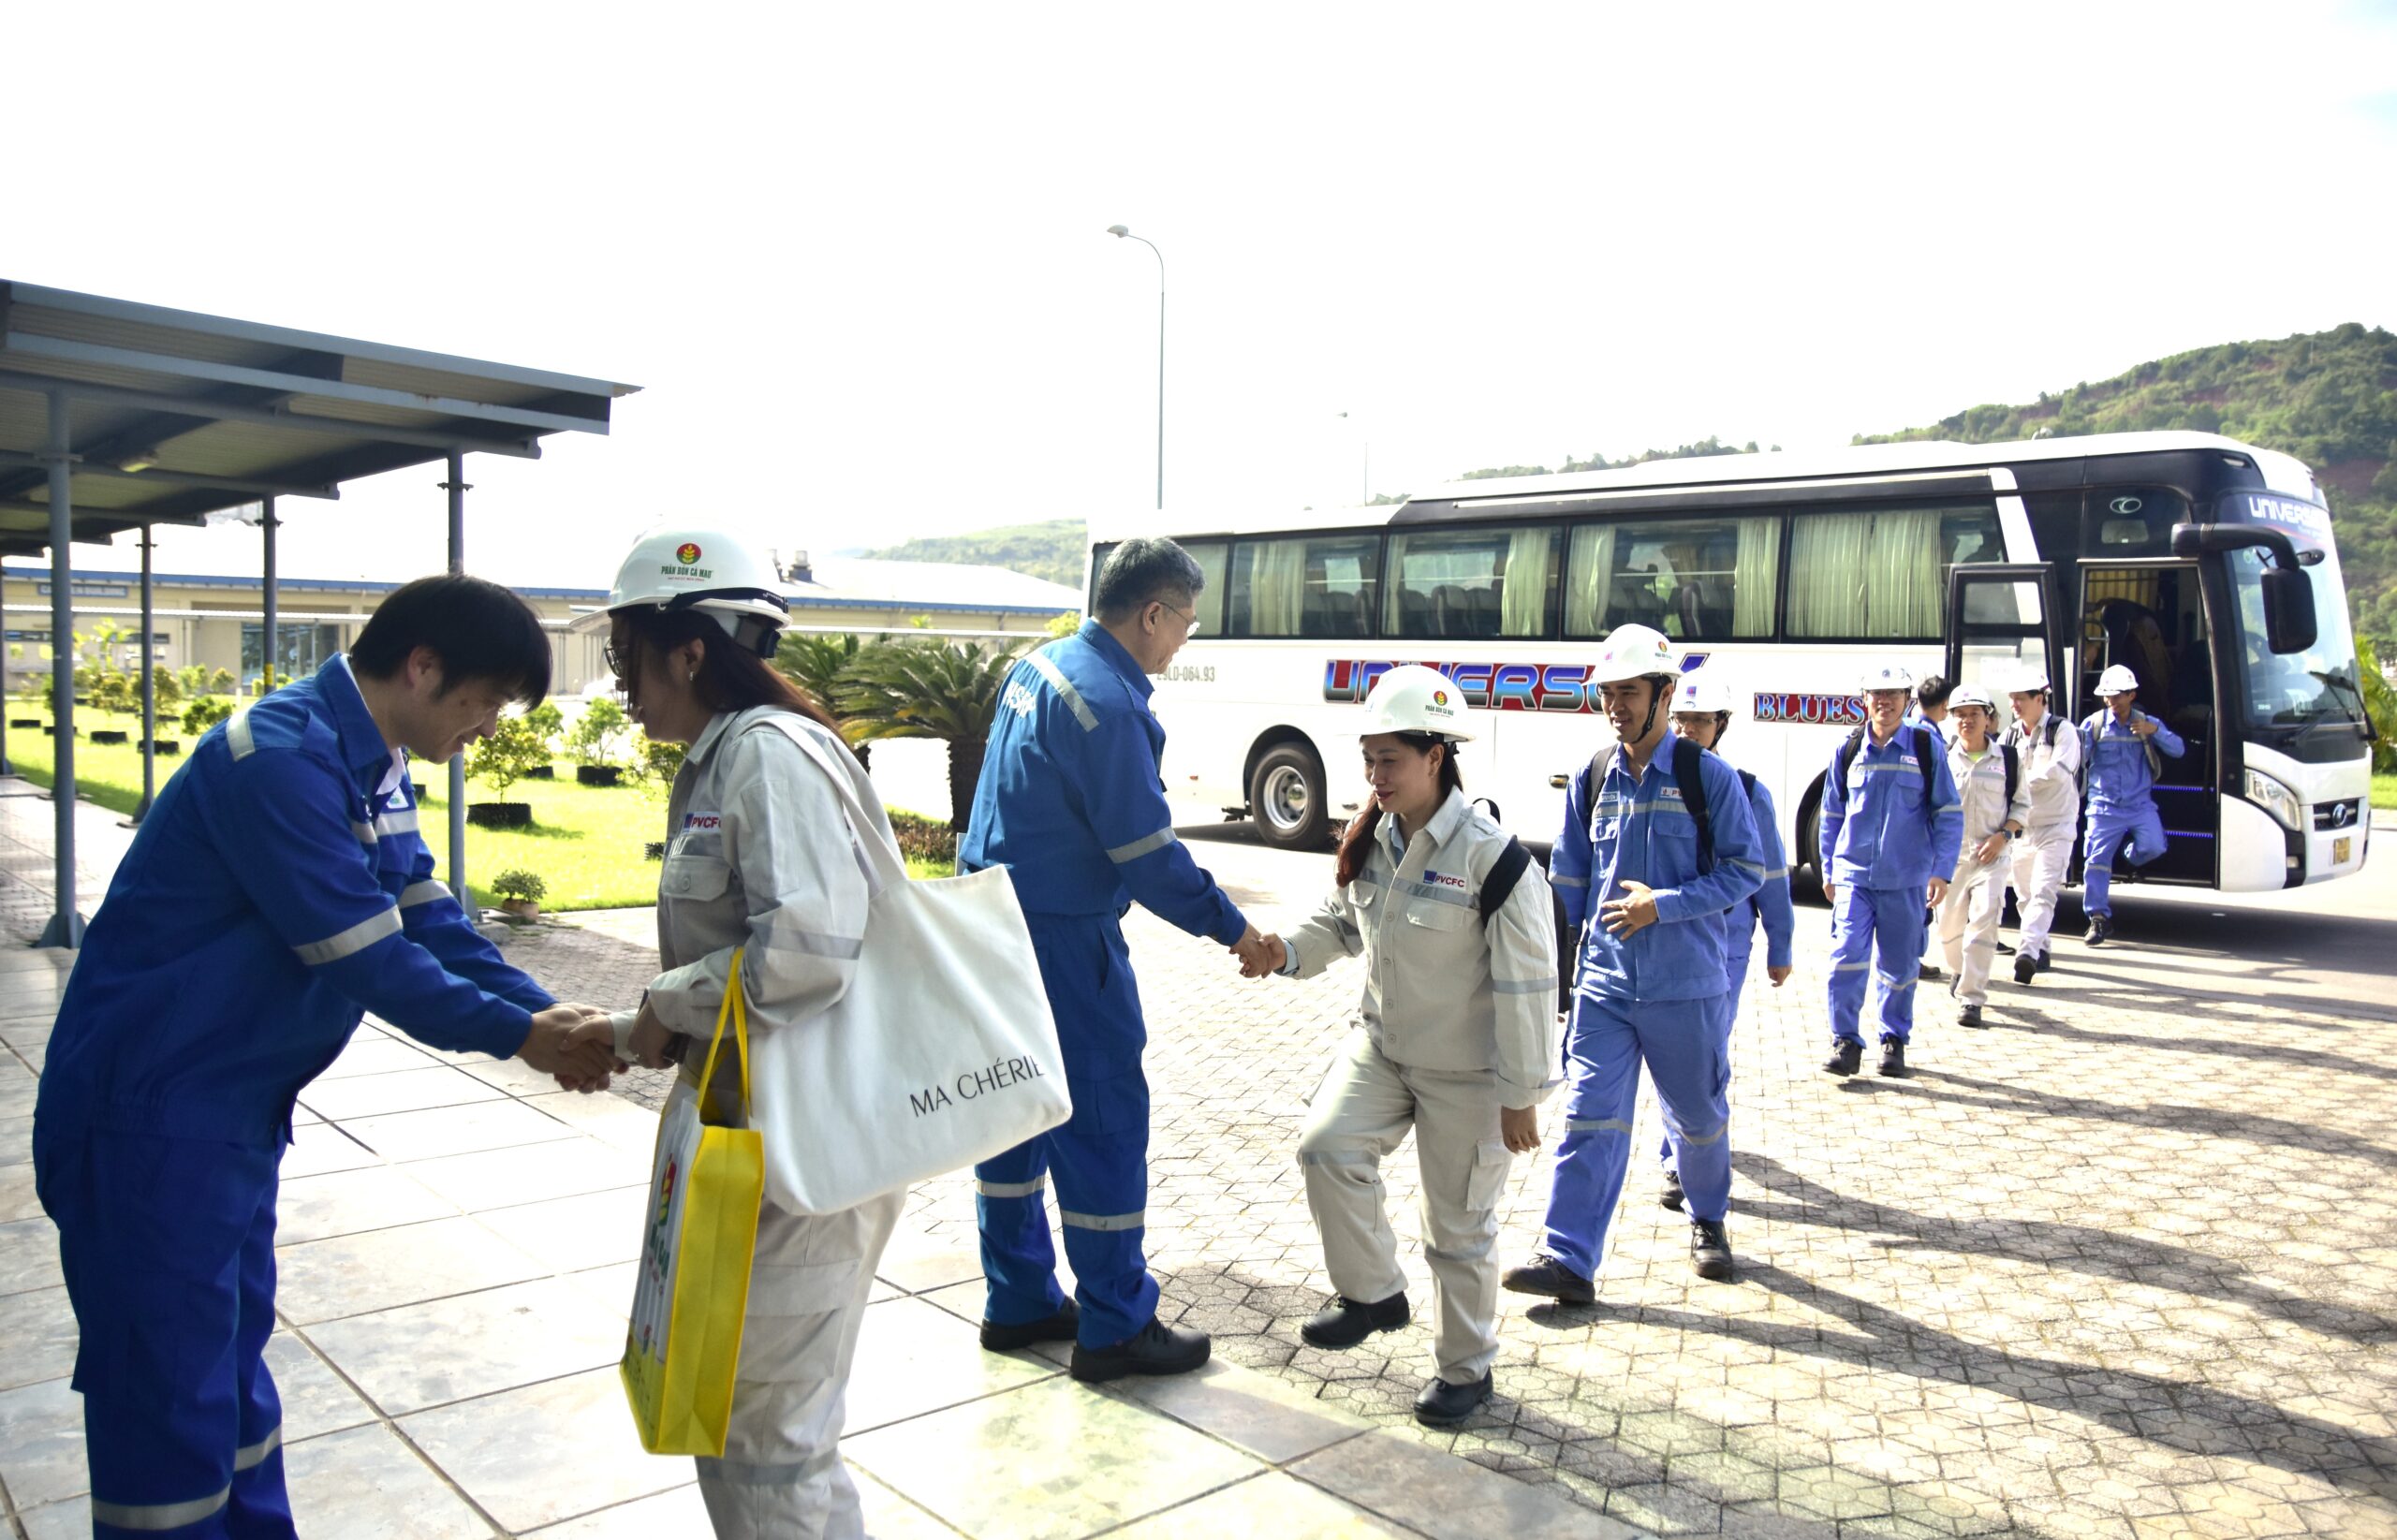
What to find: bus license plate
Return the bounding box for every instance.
[2334,836,2352,865]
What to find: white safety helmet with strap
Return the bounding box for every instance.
[1948,682,1998,712]
[2008,662,2051,695]
[1671,669,1737,716]
[570,526,791,656]
[1859,662,1917,695]
[1360,664,1476,741]
[1591,623,1679,685]
[2094,664,2140,697]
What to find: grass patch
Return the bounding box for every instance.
[11,703,954,908]
[2373,773,2397,811]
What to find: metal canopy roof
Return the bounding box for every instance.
[0,281,640,555]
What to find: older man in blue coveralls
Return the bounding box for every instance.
[2079,663,2186,946]
[962,538,1274,1383]
[32,576,617,1540]
[1501,623,1765,1299]
[1819,663,1964,1079]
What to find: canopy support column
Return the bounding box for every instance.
[441,454,470,906]
[260,497,279,694]
[130,525,156,824]
[38,392,82,949]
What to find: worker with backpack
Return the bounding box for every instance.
[1239,665,1559,1428]
[2079,664,2186,946]
[1935,683,2031,1027]
[1502,623,1764,1304]
[1818,663,1963,1078]
[2001,664,2081,981]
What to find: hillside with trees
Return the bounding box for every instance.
[865,519,1085,587]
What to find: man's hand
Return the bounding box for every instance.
[1231,927,1285,978]
[1823,881,1838,907]
[1599,880,1660,938]
[1499,1105,1541,1154]
[1972,833,2007,865]
[520,1004,622,1086]
[1926,877,1950,907]
[2130,715,2158,738]
[1768,964,1793,987]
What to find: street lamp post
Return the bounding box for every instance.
[1107,225,1166,510]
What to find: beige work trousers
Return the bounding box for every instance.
[2007,821,2074,961]
[1298,1029,1511,1385]
[1937,850,2007,1008]
[696,1186,906,1540]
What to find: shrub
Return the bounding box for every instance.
[566,697,628,767]
[206,667,234,695]
[175,665,210,698]
[627,732,685,798]
[466,712,552,798]
[489,869,548,904]
[182,697,235,736]
[523,701,565,749]
[93,673,134,712]
[887,810,958,866]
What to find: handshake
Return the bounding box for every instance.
[518,997,687,1093]
[1229,926,1287,980]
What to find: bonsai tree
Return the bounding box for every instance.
[467,712,551,799]
[488,869,547,918]
[837,637,1022,830]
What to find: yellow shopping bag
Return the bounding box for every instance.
[621,949,765,1457]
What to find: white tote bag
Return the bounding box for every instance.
[746,722,1072,1215]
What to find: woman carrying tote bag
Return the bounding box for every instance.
[572,526,905,1540]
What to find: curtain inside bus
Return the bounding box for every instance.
[1502,527,1556,636]
[1788,507,1945,638]
[1566,526,1618,636]
[1734,517,1779,637]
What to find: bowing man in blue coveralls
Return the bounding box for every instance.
[1501,623,1764,1299]
[1818,662,1964,1080]
[962,538,1274,1384]
[33,577,619,1540]
[2079,664,2186,947]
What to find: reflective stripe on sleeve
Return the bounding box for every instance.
[92,1489,232,1532]
[233,1427,282,1472]
[1492,975,1556,995]
[1059,1208,1144,1232]
[1025,652,1099,732]
[1551,873,1588,887]
[1105,827,1176,863]
[226,711,256,760]
[761,915,864,960]
[349,821,377,846]
[398,880,450,910]
[294,908,402,966]
[374,809,419,838]
[976,1175,1049,1198]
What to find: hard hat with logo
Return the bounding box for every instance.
[1591,624,1679,685]
[570,526,790,655]
[2007,662,2051,694]
[1671,669,1737,716]
[2094,664,2140,697]
[1859,662,1917,694]
[1948,682,1998,712]
[1360,664,1476,741]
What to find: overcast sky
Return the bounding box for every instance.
[8,1,2395,590]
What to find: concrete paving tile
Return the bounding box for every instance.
[1289,1430,1640,1539]
[16,1497,92,1540]
[312,1035,440,1081]
[872,1221,988,1294]
[304,1276,626,1416]
[297,1066,504,1122]
[1110,1470,1422,1538]
[455,1054,575,1097]
[851,1465,982,1539]
[281,1422,495,1539]
[469,1186,649,1276]
[0,1374,84,1511]
[400,1367,685,1533]
[513,1091,662,1156]
[279,1125,388,1181]
[522,1481,708,1537]
[265,1331,378,1443]
[0,1213,63,1297]
[0,1159,41,1222]
[1097,1357,1376,1465]
[0,1285,78,1391]
[561,1261,639,1316]
[274,1216,548,1326]
[398,1139,649,1214]
[273,1165,458,1247]
[842,1296,1061,1435]
[343,1100,583,1164]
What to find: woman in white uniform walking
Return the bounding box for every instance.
[579,527,907,1540]
[1243,666,1560,1428]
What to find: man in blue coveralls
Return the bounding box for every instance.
[2079,663,2186,946]
[1502,623,1765,1299]
[1819,663,1964,1079]
[33,575,620,1540]
[962,538,1274,1383]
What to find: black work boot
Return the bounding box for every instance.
[1918,961,1943,982]
[2087,913,2113,946]
[1995,940,2015,955]
[1069,1316,1212,1384]
[1877,1038,1907,1077]
[1822,1039,1863,1077]
[2013,951,2037,986]
[980,1299,1079,1353]
[1659,1165,1685,1211]
[1499,1254,1596,1305]
[1300,1292,1410,1349]
[1413,1371,1493,1428]
[1959,1004,1985,1029]
[1690,1218,1735,1282]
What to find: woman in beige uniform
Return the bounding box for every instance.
[1244,665,1560,1427]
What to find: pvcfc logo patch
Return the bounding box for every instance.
[675,542,702,565]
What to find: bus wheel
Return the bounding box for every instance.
[1251,743,1329,849]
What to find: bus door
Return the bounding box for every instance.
[2071,558,2217,885]
[1945,563,2062,710]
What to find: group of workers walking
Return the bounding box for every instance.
[23,525,2195,1539]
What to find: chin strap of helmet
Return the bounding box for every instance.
[1638,673,1678,743]
[1713,709,1732,745]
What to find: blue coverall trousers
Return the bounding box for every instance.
[1659,941,1750,1170]
[33,1125,294,1540]
[975,913,1160,1350]
[1829,884,1928,1046]
[2082,802,2167,917]
[1540,993,1731,1280]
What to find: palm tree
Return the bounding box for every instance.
[836,637,1023,829]
[774,632,874,770]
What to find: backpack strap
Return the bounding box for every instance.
[1834,726,1867,806]
[1672,735,1714,874]
[1478,837,1532,925]
[1737,767,1757,799]
[1909,723,1941,828]
[1575,749,1604,830]
[2001,741,2020,811]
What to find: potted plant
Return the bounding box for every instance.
[567,697,629,786]
[520,701,563,779]
[463,712,549,828]
[489,869,547,920]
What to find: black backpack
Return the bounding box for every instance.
[1573,736,1751,875]
[1833,721,1941,829]
[2006,713,2063,800]
[1477,838,1533,925]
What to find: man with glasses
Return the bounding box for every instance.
[961,537,1274,1383]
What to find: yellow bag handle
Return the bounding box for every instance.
[693,947,750,1119]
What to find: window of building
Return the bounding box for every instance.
[1564,516,1781,639]
[1383,526,1559,638]
[1227,535,1380,638]
[1785,503,2004,639]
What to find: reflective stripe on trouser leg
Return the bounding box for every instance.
[973,1137,1064,1329]
[1539,993,1646,1280]
[31,1126,295,1540]
[1638,992,1733,1224]
[698,1187,904,1540]
[1663,939,1750,1169]
[1297,1031,1416,1312]
[1868,885,1929,1044]
[1404,1063,1509,1384]
[1045,1067,1158,1348]
[2011,824,2071,957]
[1825,883,1880,1045]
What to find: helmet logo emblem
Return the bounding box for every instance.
[1432,690,1448,706]
[676,542,702,565]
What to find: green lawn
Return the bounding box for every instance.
[2374,773,2397,811]
[7,703,949,910]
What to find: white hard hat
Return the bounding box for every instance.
[570,526,790,654]
[2095,665,2140,697]
[1860,663,1917,694]
[1948,682,1998,711]
[1591,624,1679,685]
[2008,663,2051,694]
[1360,664,1476,741]
[1671,669,1737,715]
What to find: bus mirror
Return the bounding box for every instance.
[2261,565,2317,654]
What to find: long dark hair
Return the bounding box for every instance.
[617,607,840,734]
[1333,733,1463,887]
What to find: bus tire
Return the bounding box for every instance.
[1795,785,1829,902]
[1250,742,1329,850]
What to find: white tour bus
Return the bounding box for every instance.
[1091,432,2373,894]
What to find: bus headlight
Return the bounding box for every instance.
[2243,768,2301,830]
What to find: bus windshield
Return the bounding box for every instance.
[2226,540,2367,740]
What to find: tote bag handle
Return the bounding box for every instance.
[692,947,751,1120]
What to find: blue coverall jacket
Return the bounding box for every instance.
[1727,775,1798,980]
[1817,723,1965,892]
[2080,708,2186,812]
[1551,730,1768,1003]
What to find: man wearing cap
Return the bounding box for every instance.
[2001,666,2081,980]
[1818,664,1963,1078]
[1936,684,2030,1027]
[2078,664,2185,946]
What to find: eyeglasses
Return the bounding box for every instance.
[603,639,628,677]
[1156,600,1201,638]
